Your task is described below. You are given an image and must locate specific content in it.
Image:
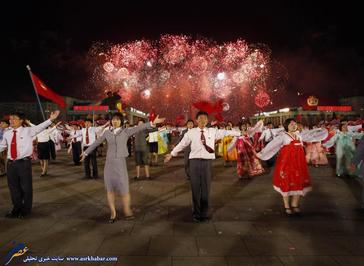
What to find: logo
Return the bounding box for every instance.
[307,95,319,106]
[3,242,29,265]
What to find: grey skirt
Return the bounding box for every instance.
[104,157,129,195]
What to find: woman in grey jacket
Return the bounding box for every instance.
[81,112,165,223]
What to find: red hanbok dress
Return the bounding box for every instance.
[257,129,328,196]
[228,121,265,178]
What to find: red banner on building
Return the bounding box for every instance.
[317,106,352,112]
[73,106,109,111]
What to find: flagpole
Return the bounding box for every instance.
[26,65,46,121]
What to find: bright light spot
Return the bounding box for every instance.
[260,64,265,68]
[144,89,151,96]
[217,72,226,80]
[146,61,152,67]
[279,108,290,113]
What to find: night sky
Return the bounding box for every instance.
[4,1,364,106]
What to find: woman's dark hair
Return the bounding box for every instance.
[186,119,194,124]
[196,111,209,119]
[111,112,124,124]
[339,123,347,131]
[283,118,296,131]
[238,121,247,130]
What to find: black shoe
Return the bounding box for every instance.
[108,216,117,223]
[5,212,18,218]
[134,176,140,180]
[193,217,201,223]
[93,176,99,179]
[147,176,152,180]
[199,216,211,223]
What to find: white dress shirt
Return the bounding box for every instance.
[36,126,57,143]
[148,131,159,143]
[171,127,241,160]
[74,126,103,147]
[0,119,52,160]
[68,130,83,142]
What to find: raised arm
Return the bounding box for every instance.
[82,132,107,157]
[300,128,328,142]
[247,120,264,137]
[256,134,284,161]
[348,124,362,132]
[164,132,192,163]
[215,128,241,140]
[30,110,60,137]
[322,133,339,148]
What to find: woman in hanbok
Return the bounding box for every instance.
[323,123,363,177]
[305,125,329,167]
[229,120,265,180]
[157,126,169,155]
[222,123,238,167]
[322,124,337,155]
[257,119,328,215]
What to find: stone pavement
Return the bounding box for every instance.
[1,150,364,266]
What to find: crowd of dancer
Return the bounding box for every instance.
[0,109,363,222]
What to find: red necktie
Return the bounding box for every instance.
[200,130,214,153]
[86,128,89,144]
[11,130,17,160]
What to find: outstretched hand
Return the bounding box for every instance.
[50,110,60,121]
[164,153,172,163]
[153,115,166,125]
[80,153,86,162]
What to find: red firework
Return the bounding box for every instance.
[254,91,270,109]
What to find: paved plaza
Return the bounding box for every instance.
[1,151,364,266]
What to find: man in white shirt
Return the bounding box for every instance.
[73,118,108,179]
[0,110,60,219]
[165,111,241,222]
[258,122,283,167]
[66,124,83,165]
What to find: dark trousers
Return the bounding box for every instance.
[83,147,98,178]
[7,159,33,215]
[72,141,82,165]
[184,151,190,178]
[189,159,212,218]
[49,140,56,160]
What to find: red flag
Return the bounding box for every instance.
[193,99,225,122]
[31,72,66,108]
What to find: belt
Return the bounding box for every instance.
[190,158,211,161]
[8,157,32,163]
